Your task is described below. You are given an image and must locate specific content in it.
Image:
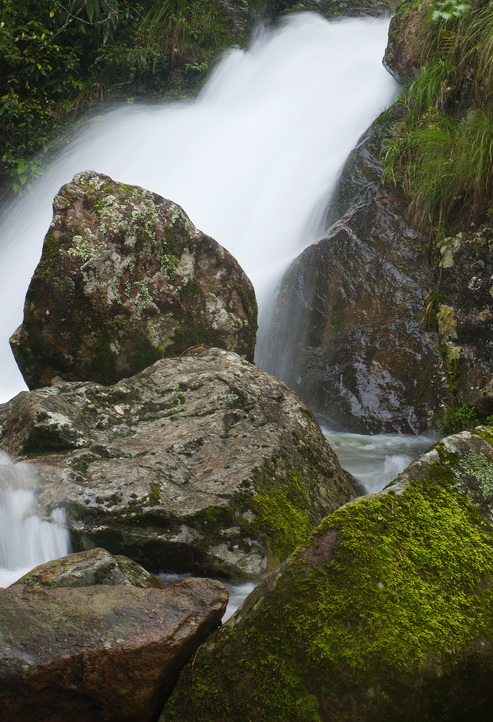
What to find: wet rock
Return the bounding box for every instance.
[163,430,493,722]
[0,578,227,722]
[261,186,444,434]
[276,0,394,19]
[431,228,493,418]
[10,171,257,389]
[0,348,353,580]
[13,547,164,589]
[384,0,427,83]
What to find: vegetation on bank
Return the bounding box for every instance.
[382,0,493,236]
[0,0,259,192]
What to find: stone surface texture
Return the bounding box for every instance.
[0,577,227,722]
[13,547,164,589]
[10,171,257,388]
[0,348,353,580]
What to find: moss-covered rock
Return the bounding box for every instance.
[162,429,493,721]
[0,348,353,580]
[10,171,257,388]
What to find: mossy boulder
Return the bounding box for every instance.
[162,429,493,721]
[13,547,164,589]
[0,348,353,580]
[10,170,257,388]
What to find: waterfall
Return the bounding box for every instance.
[0,10,441,585]
[0,452,70,587]
[0,12,399,404]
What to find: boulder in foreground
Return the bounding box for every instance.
[163,429,493,721]
[0,578,227,722]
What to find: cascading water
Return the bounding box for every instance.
[0,452,70,587]
[0,12,398,403]
[0,12,429,582]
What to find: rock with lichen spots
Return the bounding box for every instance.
[10,171,257,388]
[162,429,493,721]
[0,348,353,581]
[13,547,164,589]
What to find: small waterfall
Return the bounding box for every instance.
[0,452,70,587]
[0,12,399,403]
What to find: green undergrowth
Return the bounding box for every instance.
[0,0,254,191]
[382,0,493,236]
[164,476,493,721]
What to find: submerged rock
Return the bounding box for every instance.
[163,429,493,722]
[0,577,227,722]
[13,547,163,589]
[10,171,257,388]
[261,186,443,433]
[0,348,353,580]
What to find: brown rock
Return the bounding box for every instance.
[0,348,353,580]
[0,578,227,722]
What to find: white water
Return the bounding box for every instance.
[0,452,70,587]
[0,12,414,586]
[323,429,440,494]
[0,12,399,404]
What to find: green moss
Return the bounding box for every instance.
[249,468,314,560]
[164,477,493,721]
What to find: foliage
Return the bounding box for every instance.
[0,0,240,191]
[434,403,479,433]
[382,0,493,235]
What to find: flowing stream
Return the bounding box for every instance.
[0,12,433,586]
[0,453,70,587]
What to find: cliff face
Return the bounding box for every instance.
[261,0,493,434]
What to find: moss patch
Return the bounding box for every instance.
[164,477,493,721]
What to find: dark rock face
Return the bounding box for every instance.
[10,171,257,389]
[0,577,227,722]
[13,547,164,589]
[383,0,427,83]
[261,186,444,433]
[276,0,394,19]
[163,429,493,722]
[0,348,353,580]
[432,230,493,418]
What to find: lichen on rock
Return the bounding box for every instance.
[10,171,257,388]
[0,348,353,580]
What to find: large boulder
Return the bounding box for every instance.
[10,171,257,388]
[13,547,164,589]
[260,186,444,433]
[162,429,493,722]
[0,348,353,580]
[0,577,227,722]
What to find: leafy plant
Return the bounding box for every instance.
[434,403,479,434]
